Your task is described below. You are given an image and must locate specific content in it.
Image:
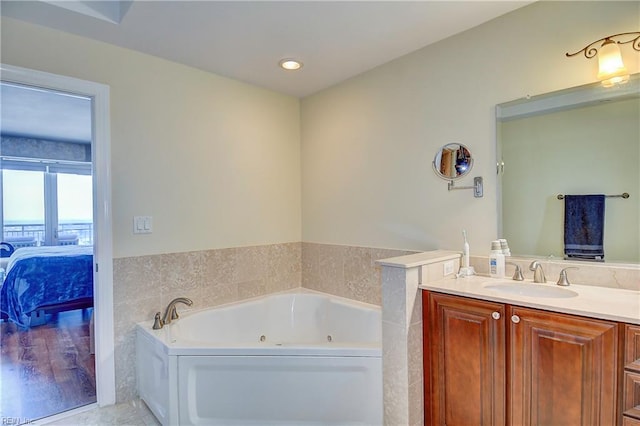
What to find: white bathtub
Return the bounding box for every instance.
[136,289,382,425]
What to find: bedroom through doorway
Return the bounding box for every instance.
[0,81,97,423]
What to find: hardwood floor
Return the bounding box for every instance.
[0,309,96,423]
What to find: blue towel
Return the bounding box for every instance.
[563,194,605,261]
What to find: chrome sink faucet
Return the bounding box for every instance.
[153,297,193,329]
[529,261,546,283]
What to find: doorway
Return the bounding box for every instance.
[0,65,114,422]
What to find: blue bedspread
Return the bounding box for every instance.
[0,246,93,327]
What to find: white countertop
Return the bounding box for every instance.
[376,250,460,268]
[420,275,640,325]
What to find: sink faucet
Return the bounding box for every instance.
[529,261,546,283]
[162,297,193,325]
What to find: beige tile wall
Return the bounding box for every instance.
[114,241,412,403]
[301,242,417,305]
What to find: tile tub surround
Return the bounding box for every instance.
[301,242,417,306]
[112,241,412,404]
[469,255,640,291]
[113,242,301,403]
[376,250,462,426]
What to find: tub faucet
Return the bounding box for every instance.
[162,297,193,325]
[529,261,546,283]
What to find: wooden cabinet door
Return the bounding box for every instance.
[624,325,640,421]
[508,306,619,426]
[424,292,506,426]
[625,324,640,371]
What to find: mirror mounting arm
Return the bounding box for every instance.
[448,177,484,198]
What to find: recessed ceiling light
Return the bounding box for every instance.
[279,59,303,71]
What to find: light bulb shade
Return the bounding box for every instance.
[597,39,629,87]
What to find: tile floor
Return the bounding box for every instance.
[42,399,159,426]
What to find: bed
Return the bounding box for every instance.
[0,245,94,327]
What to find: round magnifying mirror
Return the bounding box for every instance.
[433,143,473,180]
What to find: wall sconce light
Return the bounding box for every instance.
[566,32,640,87]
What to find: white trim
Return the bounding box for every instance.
[0,64,116,406]
[496,72,640,121]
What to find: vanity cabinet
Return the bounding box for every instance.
[423,291,620,426]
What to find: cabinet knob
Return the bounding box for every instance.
[511,315,520,324]
[492,312,501,320]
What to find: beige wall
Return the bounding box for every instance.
[501,98,640,262]
[1,17,302,259]
[3,2,638,259]
[300,1,640,256]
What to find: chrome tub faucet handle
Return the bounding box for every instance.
[152,312,164,330]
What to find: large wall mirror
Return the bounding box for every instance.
[496,74,640,264]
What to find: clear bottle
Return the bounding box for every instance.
[499,238,511,256]
[489,240,506,278]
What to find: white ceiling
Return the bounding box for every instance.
[1,82,93,143]
[1,0,533,98]
[1,0,532,143]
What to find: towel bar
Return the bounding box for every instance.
[557,192,629,200]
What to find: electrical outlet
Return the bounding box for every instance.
[443,260,455,276]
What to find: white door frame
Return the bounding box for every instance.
[0,63,116,406]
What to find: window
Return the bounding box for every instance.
[57,172,93,245]
[1,159,93,246]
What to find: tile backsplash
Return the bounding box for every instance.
[470,255,639,291]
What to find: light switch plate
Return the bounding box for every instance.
[133,216,153,234]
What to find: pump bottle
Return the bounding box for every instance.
[489,240,506,278]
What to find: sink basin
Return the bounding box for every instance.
[483,282,578,298]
